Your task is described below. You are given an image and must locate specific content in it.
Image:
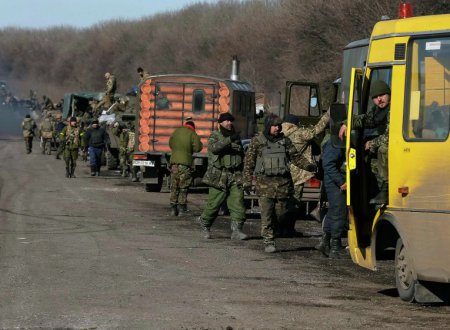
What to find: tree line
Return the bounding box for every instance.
[0,0,447,107]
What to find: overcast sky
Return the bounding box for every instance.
[0,0,218,29]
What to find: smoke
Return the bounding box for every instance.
[0,105,35,139]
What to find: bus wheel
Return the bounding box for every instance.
[395,238,416,302]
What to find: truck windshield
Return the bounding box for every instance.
[404,36,450,141]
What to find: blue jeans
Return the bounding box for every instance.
[88,146,103,170]
[323,181,347,239]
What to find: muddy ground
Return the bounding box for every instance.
[0,129,449,329]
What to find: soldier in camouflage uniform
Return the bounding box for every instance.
[96,72,117,110]
[339,80,390,204]
[243,115,317,253]
[22,114,36,154]
[127,124,138,182]
[112,122,129,177]
[168,119,203,216]
[39,112,54,155]
[59,116,85,178]
[281,112,330,234]
[198,112,247,240]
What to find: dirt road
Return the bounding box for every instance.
[0,138,449,329]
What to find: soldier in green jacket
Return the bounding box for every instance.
[198,112,247,240]
[59,116,85,178]
[169,119,203,216]
[243,115,317,253]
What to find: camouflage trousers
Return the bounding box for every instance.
[41,138,52,155]
[119,147,127,170]
[370,144,388,188]
[24,136,33,153]
[201,184,246,227]
[63,148,79,169]
[169,164,193,205]
[259,196,288,244]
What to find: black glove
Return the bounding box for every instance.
[231,132,241,142]
[306,162,318,173]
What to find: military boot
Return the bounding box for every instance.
[370,181,388,205]
[65,167,71,178]
[70,165,76,178]
[230,222,248,240]
[170,204,178,216]
[329,238,349,259]
[264,242,276,253]
[121,168,127,177]
[178,204,188,216]
[315,233,331,257]
[197,216,211,239]
[90,166,96,176]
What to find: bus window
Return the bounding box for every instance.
[404,37,450,141]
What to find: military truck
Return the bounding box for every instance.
[133,58,256,192]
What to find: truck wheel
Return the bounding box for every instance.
[395,238,416,302]
[105,150,118,170]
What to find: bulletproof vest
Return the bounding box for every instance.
[66,125,80,146]
[212,132,242,170]
[255,134,289,176]
[127,132,135,149]
[41,118,53,132]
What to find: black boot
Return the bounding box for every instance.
[178,204,188,216]
[370,181,388,205]
[70,165,76,178]
[65,167,71,178]
[315,233,331,256]
[170,204,178,216]
[96,166,101,176]
[90,166,96,176]
[329,238,349,259]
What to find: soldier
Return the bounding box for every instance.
[85,119,109,176]
[54,116,66,159]
[59,116,85,178]
[137,67,151,84]
[22,114,36,154]
[243,115,317,253]
[168,118,203,216]
[339,79,390,204]
[41,95,54,113]
[112,122,129,177]
[96,72,117,111]
[281,112,330,234]
[198,112,248,240]
[40,113,54,155]
[126,123,138,182]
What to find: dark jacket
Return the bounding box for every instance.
[322,139,346,188]
[85,126,108,148]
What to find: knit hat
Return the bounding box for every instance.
[92,119,99,125]
[218,112,235,123]
[370,80,391,98]
[69,116,77,123]
[283,114,300,125]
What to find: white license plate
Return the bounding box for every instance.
[133,160,155,167]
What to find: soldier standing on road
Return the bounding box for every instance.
[22,114,36,154]
[243,115,317,253]
[127,123,138,182]
[85,119,109,176]
[281,112,330,235]
[112,122,129,177]
[96,72,117,111]
[316,134,349,259]
[168,118,203,216]
[198,112,248,240]
[39,113,54,155]
[54,116,66,159]
[60,116,85,178]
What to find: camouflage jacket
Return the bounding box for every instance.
[243,133,314,199]
[60,125,85,150]
[351,104,389,153]
[281,111,329,185]
[201,130,244,191]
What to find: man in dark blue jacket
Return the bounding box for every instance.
[316,136,348,259]
[85,119,109,176]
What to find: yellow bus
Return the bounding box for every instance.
[336,10,450,303]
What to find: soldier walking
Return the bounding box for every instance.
[21,114,36,154]
[85,119,109,176]
[243,115,317,253]
[59,116,85,178]
[54,116,66,159]
[198,112,248,240]
[40,113,54,155]
[126,124,138,182]
[168,118,203,216]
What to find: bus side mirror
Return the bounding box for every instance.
[330,103,347,149]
